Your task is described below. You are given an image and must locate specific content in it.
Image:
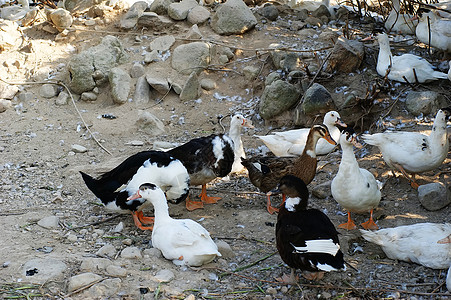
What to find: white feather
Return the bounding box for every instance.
[292,239,340,256]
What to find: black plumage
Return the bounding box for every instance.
[276,175,345,282]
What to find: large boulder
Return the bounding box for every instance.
[301,83,335,115]
[259,80,301,120]
[406,91,447,116]
[171,42,211,75]
[210,0,257,35]
[68,36,128,94]
[168,0,198,21]
[326,38,364,73]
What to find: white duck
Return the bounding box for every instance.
[415,8,451,53]
[362,108,450,188]
[229,114,254,173]
[256,111,346,157]
[376,33,448,83]
[360,223,451,269]
[331,127,381,230]
[448,61,451,81]
[385,0,418,35]
[128,183,221,266]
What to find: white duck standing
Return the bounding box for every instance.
[331,127,381,230]
[256,111,347,157]
[385,0,418,35]
[362,108,450,188]
[229,114,254,174]
[415,8,451,54]
[128,183,221,266]
[376,33,448,83]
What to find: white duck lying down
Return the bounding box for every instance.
[362,108,450,188]
[256,111,347,157]
[128,183,221,267]
[376,33,448,83]
[360,223,451,269]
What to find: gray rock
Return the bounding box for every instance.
[37,216,60,229]
[109,67,131,104]
[113,221,124,233]
[280,52,301,72]
[301,83,335,115]
[122,238,133,246]
[172,42,211,75]
[155,269,175,282]
[218,54,229,64]
[243,66,260,81]
[49,8,73,32]
[62,0,97,13]
[72,144,87,153]
[120,1,148,29]
[96,244,116,258]
[168,77,184,94]
[259,80,301,120]
[130,62,145,78]
[146,73,170,94]
[168,0,198,21]
[0,83,19,99]
[67,233,78,242]
[136,110,165,136]
[137,12,175,31]
[55,91,70,105]
[106,265,127,277]
[32,66,53,82]
[296,8,309,21]
[180,71,200,101]
[326,38,364,73]
[305,16,323,27]
[85,278,121,298]
[0,99,12,113]
[311,180,332,199]
[149,0,173,15]
[67,272,103,293]
[68,36,128,94]
[134,76,152,105]
[216,240,235,258]
[80,258,110,272]
[143,247,163,258]
[312,5,331,19]
[260,5,278,21]
[265,72,281,86]
[120,246,142,259]
[18,92,35,102]
[187,5,211,24]
[150,35,176,51]
[210,0,257,35]
[22,258,67,284]
[418,182,450,211]
[200,78,216,90]
[406,91,446,116]
[81,91,98,101]
[39,84,57,98]
[186,24,203,39]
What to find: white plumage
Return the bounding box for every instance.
[256,111,345,157]
[415,9,451,53]
[385,0,418,35]
[376,33,448,83]
[128,183,221,267]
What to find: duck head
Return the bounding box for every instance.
[127,183,166,204]
[324,111,347,128]
[312,124,337,145]
[231,114,254,129]
[440,107,451,120]
[339,127,363,148]
[276,175,309,211]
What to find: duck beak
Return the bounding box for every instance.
[323,132,337,145]
[268,187,281,195]
[361,35,373,41]
[242,118,255,129]
[410,15,419,21]
[127,190,141,201]
[335,118,347,127]
[352,136,363,148]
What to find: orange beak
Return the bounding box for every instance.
[127,190,141,201]
[410,15,419,21]
[242,118,254,129]
[335,118,347,127]
[323,132,337,145]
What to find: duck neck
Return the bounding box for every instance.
[377,41,392,74]
[302,131,320,158]
[151,198,172,224]
[339,142,359,171]
[392,0,400,12]
[229,124,244,159]
[430,116,448,149]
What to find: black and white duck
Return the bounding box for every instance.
[167,114,253,210]
[275,175,346,284]
[80,150,190,230]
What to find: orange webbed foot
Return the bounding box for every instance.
[186,197,204,211]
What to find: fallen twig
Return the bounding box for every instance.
[67,214,123,230]
[63,278,105,298]
[219,251,278,278]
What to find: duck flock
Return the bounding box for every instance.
[80,103,451,287]
[76,0,451,292]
